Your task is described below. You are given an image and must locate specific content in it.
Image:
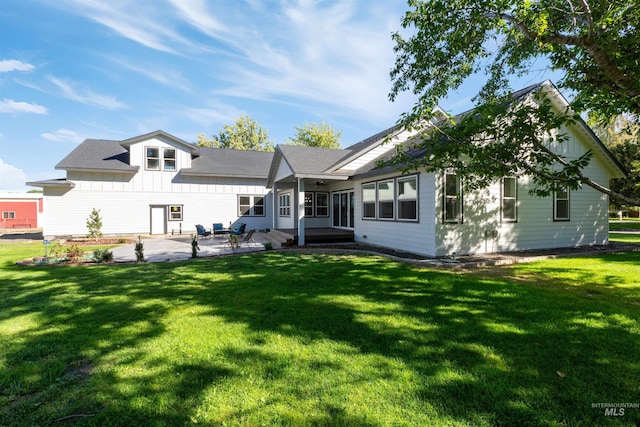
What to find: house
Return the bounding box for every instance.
[28,81,625,256]
[0,192,43,230]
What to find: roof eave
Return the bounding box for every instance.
[26,180,76,188]
[55,166,139,174]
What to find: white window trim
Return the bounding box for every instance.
[2,211,16,219]
[443,172,463,224]
[501,176,518,222]
[146,146,177,171]
[315,192,329,217]
[361,175,419,222]
[553,187,570,221]
[145,146,160,170]
[279,193,291,217]
[239,195,266,217]
[396,175,419,222]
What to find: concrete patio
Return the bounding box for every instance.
[110,233,271,263]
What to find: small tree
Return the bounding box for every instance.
[135,236,145,262]
[86,208,103,241]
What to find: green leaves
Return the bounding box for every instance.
[198,115,274,152]
[286,122,342,149]
[389,0,639,205]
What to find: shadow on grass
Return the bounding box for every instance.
[1,251,639,425]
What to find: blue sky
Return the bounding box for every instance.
[0,0,555,192]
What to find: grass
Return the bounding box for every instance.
[610,218,640,231]
[0,242,639,425]
[610,232,640,244]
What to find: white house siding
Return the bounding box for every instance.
[353,172,438,257]
[434,126,612,256]
[338,129,414,172]
[42,172,271,238]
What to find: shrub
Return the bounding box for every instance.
[66,244,83,262]
[93,249,114,263]
[118,238,126,244]
[134,236,145,262]
[48,241,65,258]
[228,234,239,249]
[191,234,199,258]
[264,242,273,251]
[86,208,103,240]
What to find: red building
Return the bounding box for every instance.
[0,193,43,230]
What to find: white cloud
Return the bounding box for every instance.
[47,76,127,110]
[105,55,192,92]
[208,1,407,122]
[61,0,206,54]
[0,99,48,114]
[0,59,35,73]
[41,129,85,144]
[0,158,28,191]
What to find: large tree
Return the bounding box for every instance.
[197,115,274,151]
[388,0,640,205]
[590,115,640,208]
[286,122,342,149]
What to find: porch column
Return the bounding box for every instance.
[297,178,305,245]
[271,183,277,231]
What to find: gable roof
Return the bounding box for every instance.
[120,130,199,156]
[181,147,274,178]
[352,80,626,180]
[56,139,139,173]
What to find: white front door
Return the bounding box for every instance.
[150,206,166,234]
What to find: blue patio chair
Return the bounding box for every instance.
[212,223,228,236]
[229,223,246,237]
[195,224,211,239]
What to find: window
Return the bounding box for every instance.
[301,192,329,217]
[2,211,16,219]
[554,187,570,221]
[502,177,517,222]
[168,205,183,221]
[163,148,176,170]
[362,175,418,221]
[443,172,462,223]
[146,147,160,170]
[304,193,314,216]
[279,193,291,217]
[362,183,376,219]
[239,195,265,217]
[397,176,418,220]
[146,146,177,171]
[377,180,395,219]
[315,192,329,217]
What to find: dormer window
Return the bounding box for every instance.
[146,147,160,170]
[146,146,177,171]
[163,148,176,170]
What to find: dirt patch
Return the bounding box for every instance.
[66,237,137,245]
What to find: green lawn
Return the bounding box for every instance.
[610,232,640,244]
[0,242,639,426]
[610,218,640,231]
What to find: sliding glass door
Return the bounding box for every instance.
[332,190,354,229]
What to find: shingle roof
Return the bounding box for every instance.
[181,147,274,178]
[55,139,138,172]
[277,145,353,175]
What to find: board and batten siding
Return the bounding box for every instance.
[42,172,271,237]
[353,171,438,257]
